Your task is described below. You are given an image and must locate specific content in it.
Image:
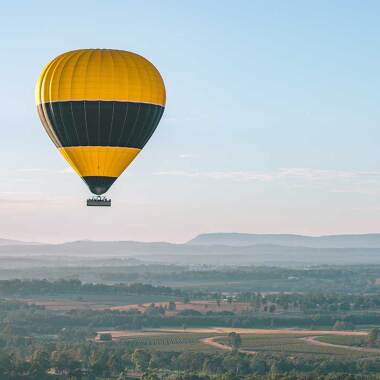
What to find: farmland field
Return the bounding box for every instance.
[96,328,376,356]
[216,334,379,357]
[316,335,368,346]
[110,300,254,314]
[22,294,178,310]
[98,332,219,352]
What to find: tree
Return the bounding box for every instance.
[30,350,50,379]
[98,333,112,341]
[107,352,124,376]
[369,328,379,347]
[228,332,242,351]
[333,320,355,331]
[52,351,71,375]
[90,351,109,377]
[149,352,173,369]
[0,351,15,379]
[203,356,223,373]
[223,354,243,376]
[176,352,206,372]
[141,373,160,380]
[132,349,151,371]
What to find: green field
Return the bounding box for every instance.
[316,335,368,346]
[218,334,379,357]
[109,333,219,352]
[99,331,380,357]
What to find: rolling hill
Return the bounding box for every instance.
[0,237,379,265]
[188,233,380,248]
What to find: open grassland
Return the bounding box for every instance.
[97,327,374,356]
[316,335,368,346]
[217,334,379,357]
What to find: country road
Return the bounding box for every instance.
[200,329,376,355]
[98,327,369,339]
[97,326,377,355]
[201,336,232,352]
[200,336,257,355]
[302,336,380,354]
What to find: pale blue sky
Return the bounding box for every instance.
[1,1,380,242]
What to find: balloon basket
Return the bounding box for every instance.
[86,196,111,207]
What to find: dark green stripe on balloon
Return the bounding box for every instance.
[37,101,164,149]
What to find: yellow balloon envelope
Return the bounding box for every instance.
[36,49,166,197]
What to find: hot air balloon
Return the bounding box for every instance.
[35,49,166,206]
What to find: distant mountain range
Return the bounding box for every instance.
[0,233,380,265]
[0,238,39,246]
[188,233,380,248]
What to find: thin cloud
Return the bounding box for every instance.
[0,191,51,205]
[16,167,75,174]
[0,191,43,195]
[17,168,49,173]
[154,168,380,185]
[155,170,274,181]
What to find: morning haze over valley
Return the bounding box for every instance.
[2,1,380,380]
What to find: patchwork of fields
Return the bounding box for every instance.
[96,328,378,357]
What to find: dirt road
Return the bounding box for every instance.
[200,335,258,355]
[152,327,367,336]
[200,336,232,352]
[97,326,380,355]
[199,328,370,355]
[98,327,369,340]
[301,336,380,354]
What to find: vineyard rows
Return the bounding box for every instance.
[120,333,211,349]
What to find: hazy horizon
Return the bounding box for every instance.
[4,230,380,246]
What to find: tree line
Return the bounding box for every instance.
[2,345,380,379]
[0,279,183,297]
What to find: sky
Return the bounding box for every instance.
[1,1,380,243]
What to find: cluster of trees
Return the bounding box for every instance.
[235,291,380,313]
[3,344,380,379]
[4,279,380,318]
[133,350,380,377]
[133,265,378,294]
[141,373,380,380]
[2,299,380,379]
[5,299,380,341]
[0,279,183,297]
[6,277,380,379]
[4,262,380,294]
[369,328,380,347]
